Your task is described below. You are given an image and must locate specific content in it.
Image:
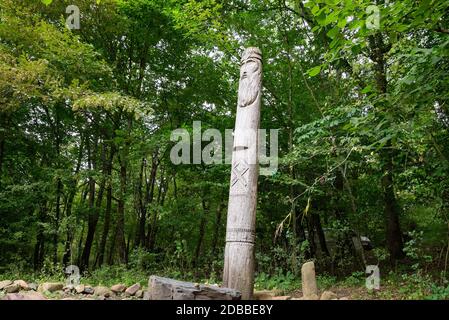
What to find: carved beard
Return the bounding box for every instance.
[238,60,261,108]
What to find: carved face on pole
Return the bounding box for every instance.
[238,48,262,108]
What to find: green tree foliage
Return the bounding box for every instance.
[1,0,449,295]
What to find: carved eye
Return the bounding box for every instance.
[247,61,258,72]
[241,61,258,79]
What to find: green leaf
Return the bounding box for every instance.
[316,11,328,26]
[324,11,339,26]
[351,44,362,54]
[307,65,322,77]
[361,85,373,94]
[327,26,339,39]
[329,37,341,49]
[337,17,347,28]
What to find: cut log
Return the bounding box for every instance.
[147,275,241,300]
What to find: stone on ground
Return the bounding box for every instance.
[0,280,13,290]
[14,280,29,291]
[125,283,141,296]
[301,261,318,298]
[4,283,20,293]
[135,290,144,298]
[63,285,74,293]
[39,282,64,293]
[253,289,283,300]
[75,284,85,294]
[320,291,337,300]
[111,284,127,293]
[94,286,114,297]
[83,286,94,294]
[28,283,38,291]
[148,275,241,300]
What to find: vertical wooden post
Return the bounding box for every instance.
[223,47,262,300]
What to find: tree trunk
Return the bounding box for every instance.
[33,205,47,270]
[80,138,106,270]
[97,142,115,267]
[368,33,404,263]
[0,117,6,188]
[382,145,405,262]
[211,199,225,258]
[115,153,127,264]
[306,215,317,259]
[107,219,117,265]
[145,151,159,249]
[76,222,85,266]
[53,178,62,264]
[63,134,84,266]
[62,188,76,266]
[194,197,209,268]
[148,169,167,251]
[97,178,112,267]
[313,213,330,256]
[134,158,146,248]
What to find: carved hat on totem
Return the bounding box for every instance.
[241,47,262,64]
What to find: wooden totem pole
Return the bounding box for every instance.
[223,47,262,300]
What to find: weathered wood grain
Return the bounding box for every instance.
[147,275,241,300]
[223,47,263,300]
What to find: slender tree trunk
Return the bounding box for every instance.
[43,105,63,265]
[134,158,145,247]
[33,205,47,270]
[62,134,84,266]
[145,151,159,249]
[97,179,112,267]
[80,138,105,270]
[80,177,96,270]
[62,189,76,266]
[97,146,115,267]
[115,153,127,264]
[53,146,61,264]
[126,229,132,259]
[313,213,330,256]
[53,178,62,264]
[107,219,117,265]
[369,34,404,263]
[211,198,225,258]
[82,178,106,269]
[76,222,85,266]
[382,145,405,262]
[306,215,317,259]
[284,31,299,274]
[194,197,209,268]
[148,169,166,251]
[295,206,307,242]
[0,123,5,188]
